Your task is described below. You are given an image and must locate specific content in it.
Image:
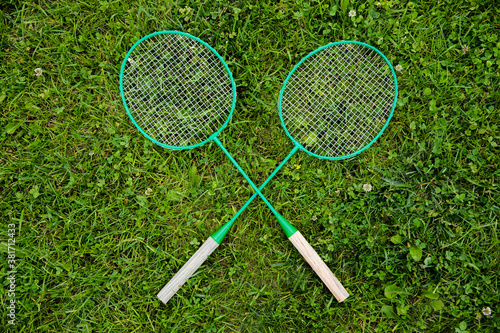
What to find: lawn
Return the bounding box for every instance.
[1,0,499,331]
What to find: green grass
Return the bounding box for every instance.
[1,0,499,331]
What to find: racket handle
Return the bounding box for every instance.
[157,237,219,304]
[288,231,349,302]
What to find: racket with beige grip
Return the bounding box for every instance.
[157,41,398,304]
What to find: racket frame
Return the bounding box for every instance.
[278,40,398,161]
[119,30,237,150]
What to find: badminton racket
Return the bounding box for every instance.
[156,40,398,304]
[119,32,348,304]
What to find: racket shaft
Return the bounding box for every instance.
[214,137,297,217]
[157,237,219,304]
[289,231,349,302]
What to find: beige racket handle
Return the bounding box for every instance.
[289,231,349,302]
[157,237,219,304]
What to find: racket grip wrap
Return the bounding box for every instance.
[288,231,349,302]
[157,236,219,304]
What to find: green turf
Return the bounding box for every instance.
[1,0,499,331]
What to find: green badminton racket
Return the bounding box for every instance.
[120,31,348,304]
[156,40,398,304]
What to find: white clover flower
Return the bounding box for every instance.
[462,45,469,53]
[482,307,492,316]
[377,2,382,8]
[34,68,43,76]
[363,184,372,192]
[312,215,317,221]
[349,10,356,17]
[395,64,403,72]
[145,188,153,195]
[88,151,94,156]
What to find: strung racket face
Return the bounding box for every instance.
[119,31,236,149]
[279,41,398,159]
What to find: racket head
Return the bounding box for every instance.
[278,41,398,160]
[119,31,236,150]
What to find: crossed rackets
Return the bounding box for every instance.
[119,31,398,304]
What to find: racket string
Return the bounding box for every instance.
[281,43,395,157]
[122,33,233,147]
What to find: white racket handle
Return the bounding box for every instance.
[288,231,349,302]
[157,237,219,304]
